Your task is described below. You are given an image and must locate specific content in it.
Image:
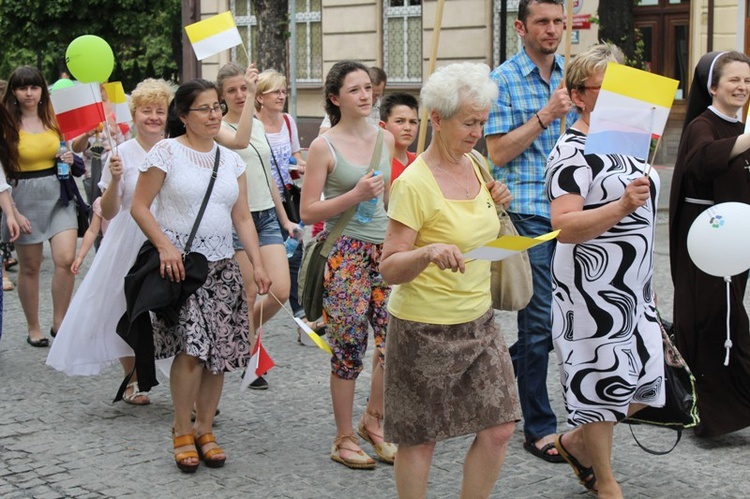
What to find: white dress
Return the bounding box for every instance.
[47,139,149,376]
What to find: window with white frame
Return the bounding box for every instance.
[294,0,323,82]
[231,0,258,68]
[493,0,520,68]
[383,0,422,83]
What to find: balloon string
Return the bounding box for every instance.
[724,276,732,366]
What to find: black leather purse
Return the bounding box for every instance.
[623,315,700,454]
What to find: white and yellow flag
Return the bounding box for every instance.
[102,81,131,124]
[185,11,242,61]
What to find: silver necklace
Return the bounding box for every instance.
[433,160,472,198]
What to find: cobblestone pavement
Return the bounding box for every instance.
[2,180,750,498]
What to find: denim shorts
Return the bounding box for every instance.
[232,207,284,250]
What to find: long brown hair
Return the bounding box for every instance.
[0,103,20,181]
[2,66,60,136]
[324,60,369,127]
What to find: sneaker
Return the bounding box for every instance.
[248,376,269,390]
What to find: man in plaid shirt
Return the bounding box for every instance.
[485,0,575,464]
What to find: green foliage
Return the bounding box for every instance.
[0,0,181,91]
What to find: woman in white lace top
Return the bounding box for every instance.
[130,79,271,473]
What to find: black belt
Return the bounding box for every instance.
[17,167,56,179]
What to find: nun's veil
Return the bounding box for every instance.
[682,51,726,132]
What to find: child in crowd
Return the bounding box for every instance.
[71,197,109,274]
[379,93,418,183]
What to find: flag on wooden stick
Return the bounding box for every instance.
[585,63,679,159]
[102,81,131,124]
[240,328,275,390]
[50,82,106,140]
[185,11,242,61]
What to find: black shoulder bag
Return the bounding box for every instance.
[266,135,301,223]
[622,313,700,454]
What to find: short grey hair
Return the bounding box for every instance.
[420,63,498,119]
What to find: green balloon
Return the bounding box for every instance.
[50,79,76,91]
[65,35,114,83]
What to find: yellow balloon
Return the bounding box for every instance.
[66,35,114,83]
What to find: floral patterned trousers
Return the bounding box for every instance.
[323,234,390,380]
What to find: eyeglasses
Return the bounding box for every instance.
[188,104,223,116]
[582,85,602,92]
[263,88,288,97]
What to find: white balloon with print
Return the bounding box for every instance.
[687,202,750,277]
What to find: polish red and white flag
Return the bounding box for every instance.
[50,82,106,140]
[240,328,275,390]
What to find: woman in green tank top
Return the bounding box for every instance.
[300,60,397,470]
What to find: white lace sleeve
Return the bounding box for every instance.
[139,139,173,174]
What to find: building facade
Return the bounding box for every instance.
[196,0,748,162]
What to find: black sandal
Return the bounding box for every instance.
[554,434,597,492]
[27,336,50,348]
[523,438,565,463]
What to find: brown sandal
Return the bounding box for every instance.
[331,434,376,469]
[195,432,226,468]
[357,409,397,464]
[173,434,199,473]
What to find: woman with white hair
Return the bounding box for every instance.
[380,62,520,498]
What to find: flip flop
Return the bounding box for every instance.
[554,434,597,492]
[523,439,565,463]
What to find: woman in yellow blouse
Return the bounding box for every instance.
[1,66,80,347]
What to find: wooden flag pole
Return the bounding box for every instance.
[416,0,446,155]
[560,0,575,132]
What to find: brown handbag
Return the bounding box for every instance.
[469,150,533,311]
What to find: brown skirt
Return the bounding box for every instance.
[384,308,521,445]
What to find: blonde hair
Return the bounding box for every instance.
[420,62,498,119]
[255,69,287,111]
[129,78,173,115]
[566,43,624,113]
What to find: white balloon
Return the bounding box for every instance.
[687,202,750,277]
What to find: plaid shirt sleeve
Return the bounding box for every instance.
[485,69,513,137]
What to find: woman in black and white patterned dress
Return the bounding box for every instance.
[545,44,665,499]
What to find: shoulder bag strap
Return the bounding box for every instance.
[469,149,507,219]
[283,113,293,145]
[226,121,273,193]
[319,129,384,257]
[184,147,220,255]
[265,134,287,189]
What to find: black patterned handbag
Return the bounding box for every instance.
[623,315,700,454]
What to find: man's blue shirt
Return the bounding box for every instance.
[485,49,576,218]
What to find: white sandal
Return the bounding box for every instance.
[123,381,150,406]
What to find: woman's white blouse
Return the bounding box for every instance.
[140,139,246,261]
